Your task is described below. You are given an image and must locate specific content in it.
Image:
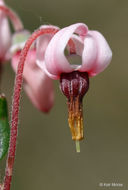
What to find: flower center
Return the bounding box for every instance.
[60,71,89,151]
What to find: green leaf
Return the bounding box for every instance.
[0,94,10,160]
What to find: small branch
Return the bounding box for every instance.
[0,5,23,31]
[3,27,58,190]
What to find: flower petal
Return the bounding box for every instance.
[80,31,112,76]
[71,34,84,56]
[12,49,54,112]
[0,0,11,61]
[36,25,59,79]
[44,23,88,79]
[79,33,97,73]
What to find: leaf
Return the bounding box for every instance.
[0,94,10,160]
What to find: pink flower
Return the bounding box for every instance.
[0,0,23,62]
[36,23,112,145]
[11,26,59,112]
[10,23,112,151]
[0,0,11,61]
[36,23,112,79]
[12,50,54,112]
[11,23,112,131]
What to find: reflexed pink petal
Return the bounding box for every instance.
[44,23,88,79]
[79,33,97,73]
[36,25,59,79]
[80,31,112,76]
[0,0,11,61]
[71,34,84,56]
[12,49,54,112]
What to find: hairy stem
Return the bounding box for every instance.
[0,5,23,31]
[3,27,59,190]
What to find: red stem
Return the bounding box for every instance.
[3,26,76,190]
[0,5,23,31]
[3,27,59,190]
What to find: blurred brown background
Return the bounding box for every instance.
[0,0,128,189]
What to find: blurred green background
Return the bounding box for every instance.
[0,0,128,189]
